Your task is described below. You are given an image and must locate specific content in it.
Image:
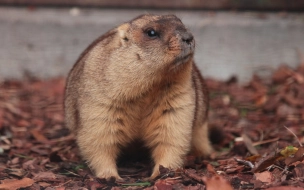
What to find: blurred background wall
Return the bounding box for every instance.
[1,0,304,82]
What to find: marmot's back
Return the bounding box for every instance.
[64,14,211,180]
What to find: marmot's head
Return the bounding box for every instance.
[115,14,195,73]
[88,15,195,98]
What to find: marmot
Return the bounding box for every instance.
[65,14,212,180]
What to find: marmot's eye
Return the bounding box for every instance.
[146,29,159,38]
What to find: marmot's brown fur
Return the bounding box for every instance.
[65,14,212,180]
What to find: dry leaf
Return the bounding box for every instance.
[30,145,49,155]
[272,65,293,84]
[37,182,51,187]
[33,172,56,181]
[16,119,30,127]
[254,171,274,184]
[255,95,268,106]
[293,163,304,178]
[245,155,262,162]
[285,147,304,165]
[30,129,49,142]
[280,146,298,158]
[292,72,304,84]
[6,168,26,178]
[0,178,34,190]
[252,151,280,173]
[154,179,173,190]
[206,164,217,175]
[202,175,233,190]
[184,169,204,183]
[253,146,299,172]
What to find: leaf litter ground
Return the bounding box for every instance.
[0,64,304,190]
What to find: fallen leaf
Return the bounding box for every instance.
[184,169,204,183]
[30,145,49,155]
[255,95,268,106]
[272,65,293,84]
[225,165,244,174]
[202,175,233,190]
[37,182,51,187]
[206,164,217,175]
[16,119,30,127]
[254,171,274,184]
[245,154,262,162]
[33,171,56,181]
[285,147,304,165]
[280,146,298,158]
[6,168,27,178]
[276,104,297,118]
[253,146,299,173]
[154,179,173,190]
[252,151,280,173]
[30,129,49,142]
[293,163,304,178]
[0,178,34,190]
[292,72,304,84]
[251,179,264,189]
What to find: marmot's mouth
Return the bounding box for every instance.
[182,54,192,61]
[175,53,193,65]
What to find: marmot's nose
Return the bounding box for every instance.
[181,33,194,45]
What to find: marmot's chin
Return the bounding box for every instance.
[174,54,192,66]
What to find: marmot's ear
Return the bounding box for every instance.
[117,23,130,46]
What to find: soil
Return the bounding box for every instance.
[0,64,303,190]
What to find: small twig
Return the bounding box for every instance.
[63,169,81,177]
[82,173,89,182]
[54,180,72,188]
[280,166,292,175]
[14,154,34,159]
[252,137,280,146]
[283,126,303,147]
[49,134,75,144]
[167,176,182,180]
[160,171,175,179]
[269,165,291,175]
[267,164,283,171]
[234,157,254,169]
